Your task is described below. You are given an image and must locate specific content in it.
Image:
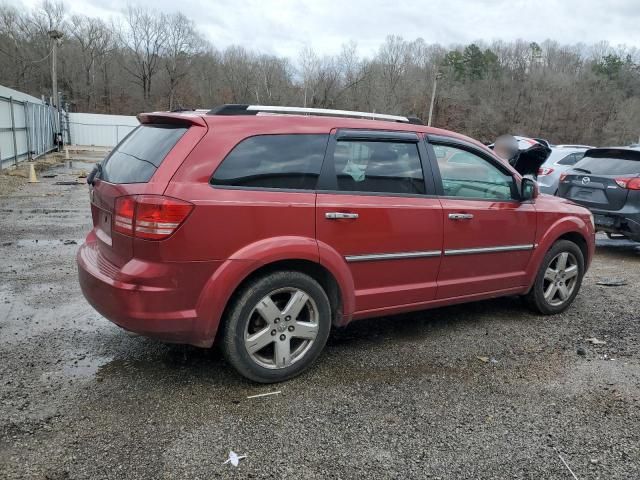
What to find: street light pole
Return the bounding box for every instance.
[427,71,442,127]
[48,30,63,108]
[48,30,63,147]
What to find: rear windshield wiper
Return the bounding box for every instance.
[87,163,102,185]
[572,167,591,174]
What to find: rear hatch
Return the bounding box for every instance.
[89,114,206,267]
[558,148,640,211]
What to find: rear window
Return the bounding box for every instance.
[557,152,584,166]
[211,134,329,190]
[575,154,640,176]
[101,124,188,183]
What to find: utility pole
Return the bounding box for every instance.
[48,30,63,147]
[427,71,442,127]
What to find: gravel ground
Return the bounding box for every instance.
[1,155,639,479]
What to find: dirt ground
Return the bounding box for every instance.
[0,154,639,479]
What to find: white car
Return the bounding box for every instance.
[537,146,594,195]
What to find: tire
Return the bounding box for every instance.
[524,240,585,315]
[221,271,332,383]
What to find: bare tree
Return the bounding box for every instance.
[1,2,639,145]
[69,16,113,110]
[117,6,166,107]
[164,12,200,110]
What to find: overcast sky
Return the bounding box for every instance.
[15,0,640,58]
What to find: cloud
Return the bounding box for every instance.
[10,0,640,58]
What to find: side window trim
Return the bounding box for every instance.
[316,129,435,196]
[336,129,419,143]
[424,136,519,201]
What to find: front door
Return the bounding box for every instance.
[426,138,537,299]
[316,130,443,314]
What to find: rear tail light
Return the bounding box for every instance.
[113,196,135,236]
[114,195,194,240]
[538,167,554,176]
[614,177,640,190]
[559,173,568,182]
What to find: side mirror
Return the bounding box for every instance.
[520,177,538,201]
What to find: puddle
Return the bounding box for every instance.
[40,355,113,383]
[61,355,113,379]
[15,238,84,247]
[50,160,96,173]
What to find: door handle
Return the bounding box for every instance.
[325,212,359,220]
[448,213,474,220]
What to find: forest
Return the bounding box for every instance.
[1,1,639,145]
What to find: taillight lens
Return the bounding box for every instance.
[559,173,568,182]
[538,167,554,176]
[614,177,640,190]
[113,196,135,236]
[113,195,194,240]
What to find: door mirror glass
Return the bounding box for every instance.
[520,177,538,201]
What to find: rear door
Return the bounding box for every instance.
[90,121,203,267]
[316,130,443,314]
[426,136,537,298]
[558,149,640,212]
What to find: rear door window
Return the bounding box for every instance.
[574,155,640,175]
[211,134,329,190]
[101,124,188,184]
[332,140,425,195]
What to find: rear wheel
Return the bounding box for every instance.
[221,271,331,383]
[524,240,585,314]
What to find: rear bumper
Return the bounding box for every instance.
[590,208,640,241]
[77,235,222,347]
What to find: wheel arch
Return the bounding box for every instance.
[194,236,354,347]
[525,216,593,291]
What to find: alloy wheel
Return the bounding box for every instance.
[243,287,319,369]
[543,251,579,307]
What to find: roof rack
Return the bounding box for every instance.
[207,104,423,124]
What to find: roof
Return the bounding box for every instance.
[138,106,495,157]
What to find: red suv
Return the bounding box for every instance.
[77,105,595,383]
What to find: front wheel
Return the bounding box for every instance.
[221,271,332,383]
[524,240,585,315]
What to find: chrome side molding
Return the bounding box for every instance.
[344,244,536,263]
[444,244,535,256]
[345,250,442,263]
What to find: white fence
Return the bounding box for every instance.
[0,85,57,169]
[69,113,139,148]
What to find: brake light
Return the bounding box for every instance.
[113,195,194,240]
[538,167,554,176]
[614,177,640,190]
[559,172,568,182]
[113,196,135,235]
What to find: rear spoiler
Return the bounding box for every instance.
[584,148,640,161]
[137,112,207,127]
